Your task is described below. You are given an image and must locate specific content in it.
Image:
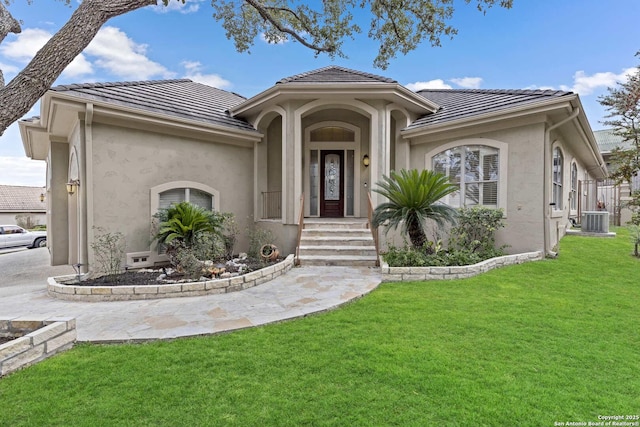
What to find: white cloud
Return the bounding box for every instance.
[153,0,205,14]
[181,61,231,89]
[561,67,636,95]
[450,77,483,89]
[0,28,51,62]
[0,157,46,187]
[85,26,174,80]
[405,79,453,91]
[62,54,94,77]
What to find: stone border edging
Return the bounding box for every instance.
[48,254,295,302]
[1,317,76,377]
[381,251,544,282]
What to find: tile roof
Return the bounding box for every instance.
[407,88,573,129]
[277,66,397,84]
[593,129,632,153]
[0,185,46,212]
[50,79,256,132]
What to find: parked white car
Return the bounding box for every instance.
[0,225,47,249]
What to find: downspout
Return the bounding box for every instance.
[544,106,580,257]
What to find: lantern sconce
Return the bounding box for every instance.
[66,179,80,195]
[362,154,370,167]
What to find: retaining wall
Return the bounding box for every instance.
[0,317,77,377]
[381,251,544,282]
[48,255,295,302]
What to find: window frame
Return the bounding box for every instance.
[426,138,508,213]
[552,147,564,211]
[570,161,578,212]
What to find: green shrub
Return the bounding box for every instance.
[248,226,275,260]
[449,207,506,257]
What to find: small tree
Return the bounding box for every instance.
[15,214,39,230]
[90,227,126,280]
[154,202,224,249]
[598,51,640,186]
[372,169,458,252]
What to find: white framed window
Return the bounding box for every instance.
[152,181,220,213]
[432,145,499,208]
[552,148,564,210]
[570,162,578,211]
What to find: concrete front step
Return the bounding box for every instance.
[300,236,375,246]
[298,245,377,256]
[303,220,369,230]
[301,228,373,237]
[297,219,378,267]
[297,255,378,267]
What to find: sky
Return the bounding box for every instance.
[0,0,639,186]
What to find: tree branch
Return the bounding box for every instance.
[0,2,21,89]
[0,0,156,135]
[243,0,335,53]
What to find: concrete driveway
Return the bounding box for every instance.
[0,247,75,297]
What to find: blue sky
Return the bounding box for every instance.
[1,0,639,186]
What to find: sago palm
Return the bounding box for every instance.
[372,169,458,250]
[155,202,222,248]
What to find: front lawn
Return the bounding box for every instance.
[1,230,639,426]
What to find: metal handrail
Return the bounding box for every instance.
[295,193,304,266]
[367,192,380,267]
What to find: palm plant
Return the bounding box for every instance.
[372,169,458,251]
[155,201,223,249]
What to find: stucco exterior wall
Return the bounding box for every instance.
[87,122,254,266]
[408,122,547,254]
[0,213,45,226]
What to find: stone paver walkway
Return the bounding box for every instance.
[0,266,381,343]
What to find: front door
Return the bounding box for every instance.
[320,150,344,217]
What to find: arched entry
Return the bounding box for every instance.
[305,122,361,218]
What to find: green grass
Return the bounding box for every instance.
[2,230,639,426]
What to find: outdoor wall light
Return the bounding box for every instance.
[66,179,80,195]
[39,192,45,202]
[363,154,370,167]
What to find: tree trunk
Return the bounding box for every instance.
[0,0,156,135]
[407,215,428,251]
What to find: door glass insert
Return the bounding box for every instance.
[346,150,354,216]
[324,154,340,201]
[310,150,319,215]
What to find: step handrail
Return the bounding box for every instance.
[295,193,304,266]
[367,192,380,267]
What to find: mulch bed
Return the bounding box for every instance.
[70,257,282,287]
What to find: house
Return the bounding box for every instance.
[19,66,606,270]
[593,129,637,225]
[0,185,46,227]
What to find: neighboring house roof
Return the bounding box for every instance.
[49,79,256,132]
[0,185,46,212]
[593,129,632,154]
[277,66,397,84]
[409,88,574,129]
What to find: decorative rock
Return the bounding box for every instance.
[157,274,167,281]
[238,253,248,260]
[220,272,232,278]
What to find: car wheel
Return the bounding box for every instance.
[35,238,47,248]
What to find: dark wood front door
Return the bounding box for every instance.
[320,150,344,217]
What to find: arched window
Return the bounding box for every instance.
[432,145,499,208]
[570,162,578,211]
[552,148,564,210]
[151,181,220,214]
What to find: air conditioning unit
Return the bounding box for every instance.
[582,211,609,233]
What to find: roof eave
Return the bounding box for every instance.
[231,82,439,117]
[401,96,576,138]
